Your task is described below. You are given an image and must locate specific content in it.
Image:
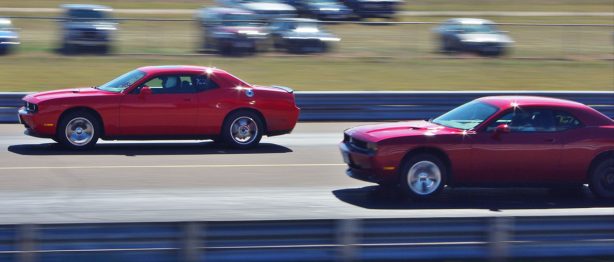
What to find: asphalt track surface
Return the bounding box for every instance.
[0,122,612,224]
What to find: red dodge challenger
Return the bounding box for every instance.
[340,96,614,199]
[19,65,300,149]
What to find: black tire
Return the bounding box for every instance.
[56,110,101,150]
[399,153,447,199]
[589,157,614,199]
[221,110,264,149]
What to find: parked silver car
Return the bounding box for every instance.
[433,18,514,56]
[270,18,340,53]
[60,4,117,54]
[0,18,20,55]
[196,7,269,55]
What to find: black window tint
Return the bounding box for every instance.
[193,75,219,91]
[554,111,582,131]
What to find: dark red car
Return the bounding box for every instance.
[340,96,614,199]
[19,65,300,149]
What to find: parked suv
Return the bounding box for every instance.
[433,18,514,56]
[283,0,352,20]
[342,0,403,19]
[0,18,20,55]
[60,4,117,54]
[196,7,269,54]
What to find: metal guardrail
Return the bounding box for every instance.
[1,91,613,123]
[0,215,613,262]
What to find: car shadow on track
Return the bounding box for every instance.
[333,186,614,210]
[7,142,292,156]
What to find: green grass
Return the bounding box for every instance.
[1,0,613,12]
[0,54,612,92]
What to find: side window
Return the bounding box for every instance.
[193,74,219,91]
[553,111,582,131]
[138,75,198,94]
[486,109,556,133]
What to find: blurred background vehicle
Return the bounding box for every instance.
[283,0,353,20]
[60,4,117,54]
[341,0,403,19]
[270,18,340,53]
[196,7,269,55]
[216,0,297,21]
[0,17,19,55]
[433,18,514,56]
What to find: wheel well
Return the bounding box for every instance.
[57,107,105,137]
[401,147,452,179]
[588,151,614,178]
[223,108,268,134]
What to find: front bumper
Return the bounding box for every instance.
[65,39,110,46]
[339,142,396,184]
[18,107,54,138]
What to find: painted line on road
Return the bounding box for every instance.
[0,163,346,170]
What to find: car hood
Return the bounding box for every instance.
[308,2,348,10]
[64,22,117,31]
[24,87,114,103]
[345,120,464,143]
[282,30,336,39]
[243,2,296,11]
[0,30,18,38]
[458,33,513,43]
[220,26,267,34]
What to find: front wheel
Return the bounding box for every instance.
[221,111,263,149]
[56,111,100,150]
[400,154,447,199]
[589,157,614,199]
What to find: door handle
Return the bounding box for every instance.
[183,98,192,102]
[545,138,556,143]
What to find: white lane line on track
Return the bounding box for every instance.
[0,163,346,170]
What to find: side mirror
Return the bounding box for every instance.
[493,124,510,139]
[139,86,152,96]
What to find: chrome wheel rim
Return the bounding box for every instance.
[230,116,258,145]
[65,117,94,146]
[407,160,441,195]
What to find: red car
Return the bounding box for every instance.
[19,65,300,149]
[340,96,614,199]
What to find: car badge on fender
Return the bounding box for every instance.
[245,89,255,98]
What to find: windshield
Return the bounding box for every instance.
[459,24,497,34]
[98,70,146,92]
[67,9,109,21]
[222,14,263,26]
[432,100,499,130]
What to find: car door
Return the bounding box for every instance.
[119,74,199,136]
[468,108,562,184]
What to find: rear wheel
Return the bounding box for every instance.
[400,154,447,199]
[56,111,100,150]
[589,157,614,199]
[221,110,263,149]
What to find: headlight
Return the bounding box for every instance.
[25,102,38,113]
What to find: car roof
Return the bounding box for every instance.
[137,65,227,75]
[61,4,113,11]
[201,7,255,15]
[274,18,317,23]
[478,96,587,110]
[445,18,494,25]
